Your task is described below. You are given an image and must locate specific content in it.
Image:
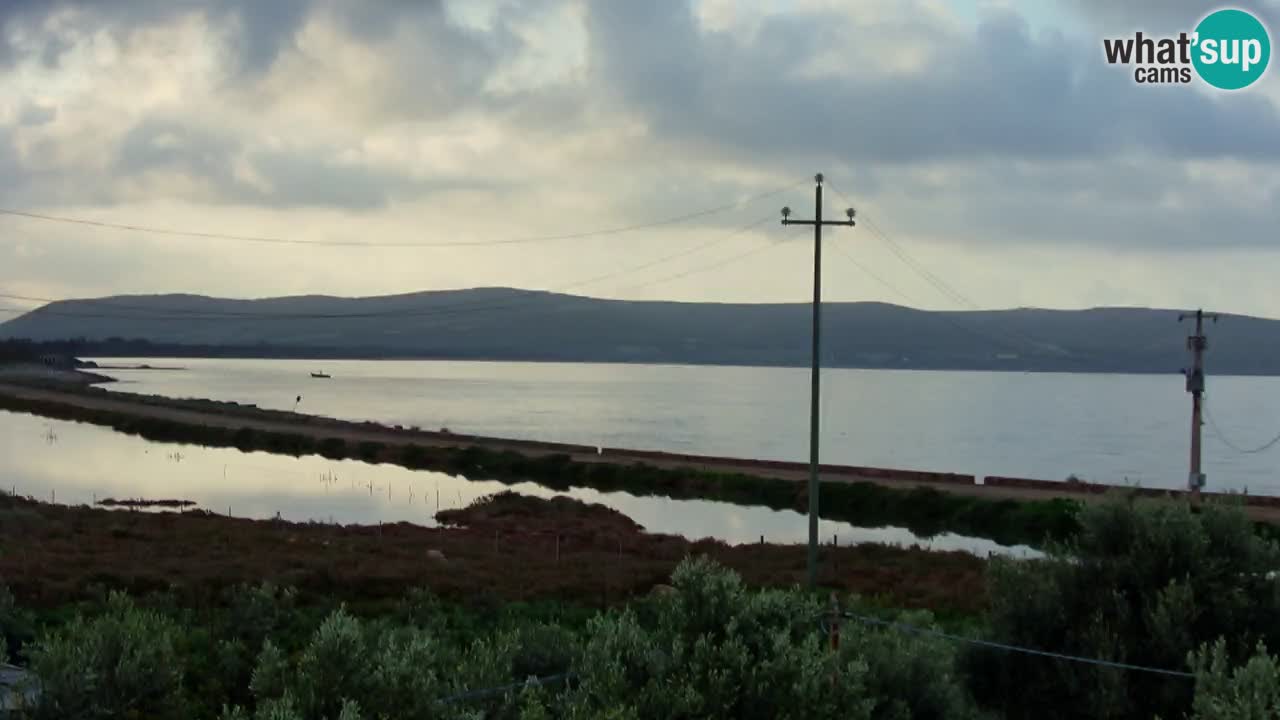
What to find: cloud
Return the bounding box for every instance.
[0,0,313,74]
[0,0,1277,316]
[1063,0,1280,29]
[584,2,1280,166]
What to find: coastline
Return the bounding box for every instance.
[0,377,1273,546]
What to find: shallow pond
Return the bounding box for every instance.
[1,410,1039,557]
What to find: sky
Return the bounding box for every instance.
[0,0,1278,316]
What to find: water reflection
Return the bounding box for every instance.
[0,410,1037,558]
[89,357,1280,493]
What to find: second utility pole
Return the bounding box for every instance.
[783,173,855,589]
[1180,308,1218,502]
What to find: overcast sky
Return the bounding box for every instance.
[0,0,1278,316]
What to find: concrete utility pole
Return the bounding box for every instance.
[782,173,855,589]
[1179,308,1218,501]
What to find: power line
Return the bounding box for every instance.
[1203,396,1280,455]
[0,217,776,323]
[825,234,1029,354]
[372,217,780,333]
[824,184,981,310]
[0,180,804,249]
[827,238,922,307]
[611,221,783,295]
[825,182,1058,356]
[833,611,1194,679]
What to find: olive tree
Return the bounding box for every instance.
[972,496,1280,720]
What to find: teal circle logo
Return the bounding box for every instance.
[1192,9,1271,90]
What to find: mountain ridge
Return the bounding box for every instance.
[3,288,1277,374]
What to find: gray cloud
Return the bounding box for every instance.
[112,119,502,209]
[1064,0,1280,29]
[859,158,1280,253]
[585,3,1280,168]
[226,0,312,74]
[16,104,54,126]
[1,0,313,74]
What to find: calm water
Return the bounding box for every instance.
[0,410,1032,557]
[90,358,1280,494]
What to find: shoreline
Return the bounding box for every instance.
[80,353,1280,377]
[1,378,1275,544]
[0,365,117,385]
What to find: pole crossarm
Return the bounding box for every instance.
[781,219,855,227]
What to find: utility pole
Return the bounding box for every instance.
[782,173,855,589]
[1179,308,1218,502]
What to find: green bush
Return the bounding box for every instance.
[840,609,989,720]
[226,606,506,719]
[972,495,1280,720]
[1184,639,1280,719]
[550,556,980,720]
[0,582,34,663]
[29,592,188,719]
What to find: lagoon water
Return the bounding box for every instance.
[89,358,1280,494]
[0,410,1034,557]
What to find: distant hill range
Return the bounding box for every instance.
[1,288,1277,374]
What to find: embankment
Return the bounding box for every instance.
[0,380,1267,546]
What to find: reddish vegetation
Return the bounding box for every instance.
[436,491,644,538]
[0,491,985,613]
[96,497,197,508]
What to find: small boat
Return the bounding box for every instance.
[310,371,331,379]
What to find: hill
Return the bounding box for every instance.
[1,288,1276,374]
